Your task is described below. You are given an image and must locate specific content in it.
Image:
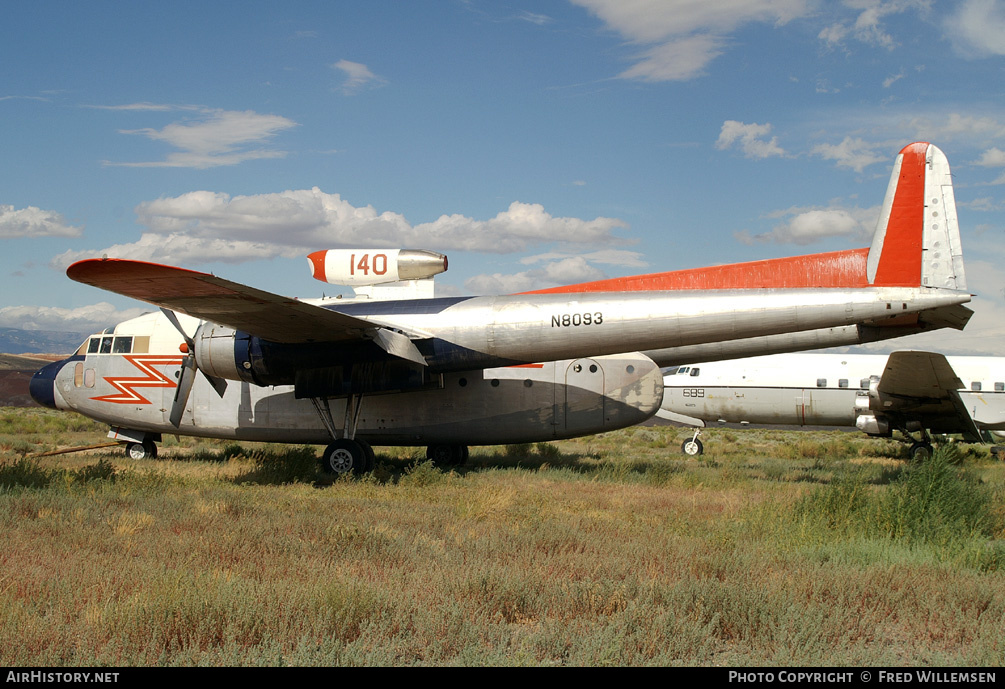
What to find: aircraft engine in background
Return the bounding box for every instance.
[307,249,447,286]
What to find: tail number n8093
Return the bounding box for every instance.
[551,312,603,327]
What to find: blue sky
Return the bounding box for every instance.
[2,0,1004,354]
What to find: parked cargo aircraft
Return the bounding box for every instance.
[31,143,974,473]
[661,352,1005,459]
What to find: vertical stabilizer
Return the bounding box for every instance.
[868,142,967,290]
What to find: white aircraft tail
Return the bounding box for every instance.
[867,142,967,291]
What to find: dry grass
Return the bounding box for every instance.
[1,410,1003,666]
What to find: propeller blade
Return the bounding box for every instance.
[161,307,228,398]
[169,355,197,427]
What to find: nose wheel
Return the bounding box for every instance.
[681,428,704,456]
[125,440,158,460]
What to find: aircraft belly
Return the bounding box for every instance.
[181,352,662,445]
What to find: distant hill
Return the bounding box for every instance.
[0,327,86,355]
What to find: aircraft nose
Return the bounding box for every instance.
[29,360,65,409]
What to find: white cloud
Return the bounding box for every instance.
[974,147,1005,166]
[50,189,630,268]
[903,112,1005,143]
[882,72,904,88]
[946,0,1005,58]
[465,257,607,294]
[737,204,880,245]
[811,137,885,172]
[572,0,810,81]
[520,249,648,268]
[0,205,82,239]
[333,60,386,94]
[618,34,726,82]
[715,121,786,158]
[106,108,298,169]
[0,302,147,333]
[818,0,931,51]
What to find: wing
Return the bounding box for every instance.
[66,258,415,352]
[877,351,983,440]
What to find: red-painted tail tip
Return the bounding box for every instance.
[899,141,930,156]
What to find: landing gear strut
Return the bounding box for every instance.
[311,393,376,475]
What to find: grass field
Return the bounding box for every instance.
[1,407,1003,666]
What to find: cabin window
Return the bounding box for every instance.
[112,337,132,354]
[84,368,95,388]
[817,378,827,388]
[74,363,84,387]
[971,382,982,392]
[838,379,849,388]
[996,382,1004,392]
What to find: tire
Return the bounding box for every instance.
[909,442,932,462]
[321,439,367,475]
[426,444,468,466]
[361,441,376,472]
[125,440,157,460]
[681,438,704,456]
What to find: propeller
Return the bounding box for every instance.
[161,308,228,427]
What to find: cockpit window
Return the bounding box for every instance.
[86,335,138,355]
[690,367,700,377]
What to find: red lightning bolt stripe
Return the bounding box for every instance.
[92,355,185,405]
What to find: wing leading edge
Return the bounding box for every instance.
[67,258,392,347]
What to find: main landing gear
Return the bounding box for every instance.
[310,395,469,475]
[312,394,377,475]
[897,423,935,462]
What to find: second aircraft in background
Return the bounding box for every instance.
[660,352,1005,459]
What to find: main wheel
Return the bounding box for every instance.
[125,440,157,460]
[909,441,933,462]
[426,444,469,466]
[681,438,704,456]
[321,439,368,475]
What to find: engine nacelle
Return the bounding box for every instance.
[307,249,447,286]
[191,322,433,396]
[855,414,891,436]
[193,323,254,383]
